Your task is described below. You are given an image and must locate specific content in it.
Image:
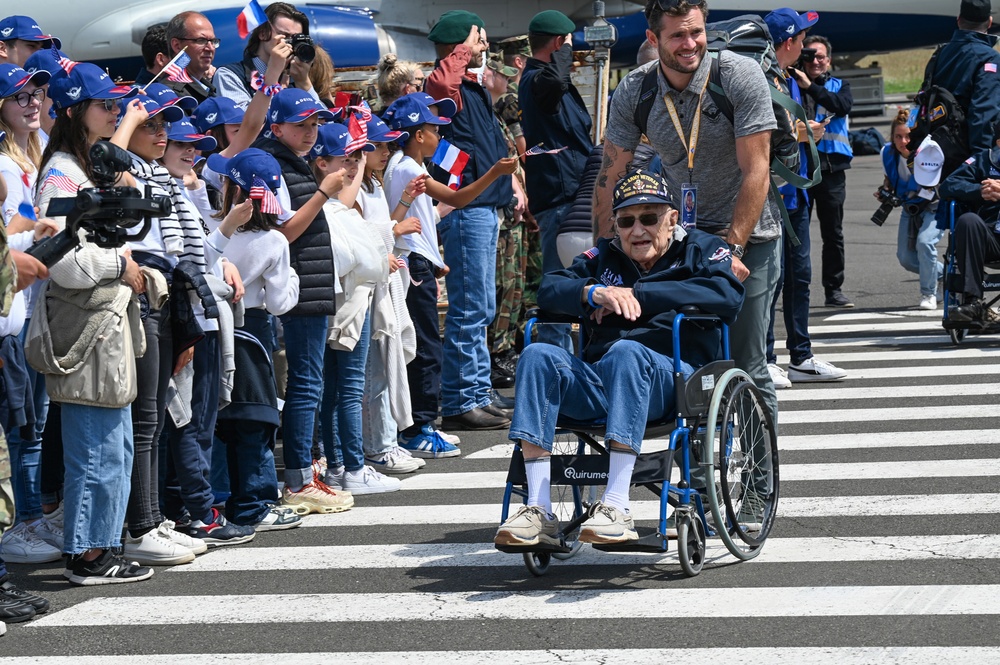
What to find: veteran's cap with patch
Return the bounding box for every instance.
[612,169,676,211]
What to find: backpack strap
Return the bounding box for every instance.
[707,54,734,124]
[919,44,945,94]
[633,65,660,137]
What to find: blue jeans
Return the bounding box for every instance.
[767,204,813,366]
[508,341,691,454]
[897,208,944,297]
[533,203,574,351]
[438,206,499,416]
[279,314,328,489]
[62,403,133,554]
[7,321,48,522]
[219,420,278,525]
[320,313,371,472]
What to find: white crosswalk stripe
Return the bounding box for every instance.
[5,308,1000,662]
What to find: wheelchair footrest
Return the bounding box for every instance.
[495,540,574,555]
[590,532,669,553]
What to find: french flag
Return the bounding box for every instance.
[237,0,268,40]
[430,138,469,179]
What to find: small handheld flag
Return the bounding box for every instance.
[523,143,568,157]
[430,138,469,178]
[345,103,373,154]
[237,0,269,40]
[52,45,78,74]
[249,177,283,215]
[165,51,193,83]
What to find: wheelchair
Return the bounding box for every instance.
[495,307,780,577]
[943,201,1000,345]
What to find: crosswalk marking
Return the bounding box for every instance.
[779,404,1000,423]
[777,383,1000,401]
[777,347,1000,363]
[29,586,1000,626]
[779,429,994,450]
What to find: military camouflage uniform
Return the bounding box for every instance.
[0,218,17,534]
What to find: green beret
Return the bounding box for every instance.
[428,10,485,44]
[498,34,531,58]
[528,10,575,36]
[487,54,518,77]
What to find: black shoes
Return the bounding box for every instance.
[441,407,510,431]
[63,549,155,586]
[825,291,854,308]
[0,574,49,624]
[949,299,1000,323]
[491,351,518,389]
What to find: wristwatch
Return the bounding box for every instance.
[728,243,746,259]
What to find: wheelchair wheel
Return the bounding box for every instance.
[676,512,706,577]
[523,551,552,576]
[549,432,591,560]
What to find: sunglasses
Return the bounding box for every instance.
[615,212,662,229]
[93,98,118,111]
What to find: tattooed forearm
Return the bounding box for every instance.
[592,140,633,240]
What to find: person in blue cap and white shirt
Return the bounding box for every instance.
[22,46,67,139]
[0,16,60,67]
[494,169,744,548]
[192,97,246,154]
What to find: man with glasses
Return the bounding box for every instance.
[494,169,743,547]
[163,12,219,103]
[593,0,780,423]
[791,34,855,308]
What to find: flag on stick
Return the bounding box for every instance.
[250,177,283,215]
[237,0,269,39]
[523,143,568,157]
[430,138,469,178]
[165,50,193,83]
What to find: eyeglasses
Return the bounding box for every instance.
[813,54,830,62]
[177,37,220,48]
[651,0,706,10]
[140,120,168,135]
[93,98,118,112]
[615,212,662,229]
[13,88,45,108]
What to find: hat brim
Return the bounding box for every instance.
[428,97,457,118]
[149,104,185,123]
[612,194,675,211]
[93,86,139,101]
[2,69,50,98]
[425,116,452,126]
[797,14,819,31]
[165,95,199,112]
[21,35,61,49]
[287,108,336,123]
[369,128,408,143]
[169,131,218,152]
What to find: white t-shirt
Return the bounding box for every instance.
[386,156,443,268]
[1,156,44,319]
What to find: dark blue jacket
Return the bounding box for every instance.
[933,30,1000,157]
[538,230,744,366]
[778,76,810,212]
[939,145,1000,224]
[519,44,594,214]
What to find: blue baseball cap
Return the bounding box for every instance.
[0,63,50,99]
[206,148,282,192]
[167,118,218,152]
[48,63,137,109]
[142,83,198,113]
[383,93,453,131]
[23,47,69,77]
[0,16,61,49]
[192,96,244,133]
[267,88,335,125]
[764,8,819,45]
[409,91,457,119]
[311,123,376,159]
[116,94,184,124]
[366,115,408,144]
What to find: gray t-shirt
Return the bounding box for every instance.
[606,51,780,243]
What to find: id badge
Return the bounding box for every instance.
[681,183,698,230]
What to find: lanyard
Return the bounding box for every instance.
[662,75,710,181]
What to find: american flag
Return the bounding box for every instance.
[41,168,78,194]
[51,45,78,74]
[165,51,193,83]
[345,103,373,154]
[249,177,282,215]
[524,143,568,157]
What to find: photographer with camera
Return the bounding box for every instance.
[213,2,318,111]
[876,110,944,310]
[30,62,154,585]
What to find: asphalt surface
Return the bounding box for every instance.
[2,110,1000,663]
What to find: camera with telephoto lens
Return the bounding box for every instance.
[26,141,171,268]
[288,33,315,63]
[871,186,903,227]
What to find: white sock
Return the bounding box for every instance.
[524,456,552,514]
[602,449,637,512]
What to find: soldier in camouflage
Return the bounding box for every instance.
[1,216,16,539]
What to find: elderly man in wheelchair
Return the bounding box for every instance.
[493,170,745,549]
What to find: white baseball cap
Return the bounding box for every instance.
[913,136,945,187]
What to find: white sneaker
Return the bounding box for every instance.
[324,465,347,490]
[767,363,792,389]
[366,446,422,475]
[919,294,937,310]
[31,516,64,551]
[123,528,196,566]
[0,522,62,564]
[42,504,64,529]
[430,426,461,446]
[156,520,208,555]
[787,356,848,383]
[342,466,402,495]
[394,445,425,469]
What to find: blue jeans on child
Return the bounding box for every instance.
[7,321,48,522]
[897,207,944,297]
[320,313,371,472]
[279,314,328,489]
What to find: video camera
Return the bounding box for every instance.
[26,141,171,267]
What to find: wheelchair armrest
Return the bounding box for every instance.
[524,307,581,324]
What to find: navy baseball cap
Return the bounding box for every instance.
[192,96,244,133]
[167,118,218,152]
[366,115,408,144]
[48,63,137,109]
[0,16,61,49]
[23,47,69,77]
[116,94,184,124]
[612,170,676,211]
[409,91,457,119]
[383,93,453,131]
[311,123,376,159]
[764,8,819,45]
[267,88,335,125]
[0,63,50,99]
[142,83,198,113]
[206,148,282,192]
